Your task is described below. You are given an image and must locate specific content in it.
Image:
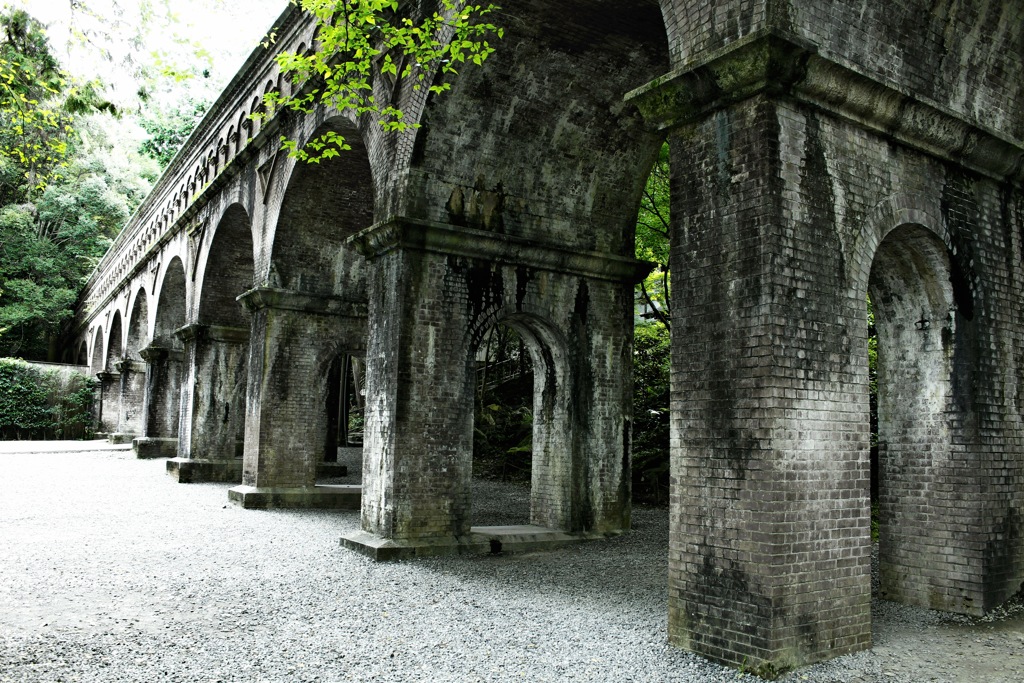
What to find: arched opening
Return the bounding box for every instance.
[90,327,104,375]
[241,115,374,493]
[199,205,253,328]
[469,315,571,530]
[272,117,374,296]
[148,257,187,443]
[116,289,150,437]
[188,204,254,461]
[472,322,534,524]
[318,353,366,483]
[155,258,187,346]
[99,312,123,435]
[105,312,123,371]
[76,341,88,366]
[867,223,959,608]
[632,141,671,505]
[126,289,148,360]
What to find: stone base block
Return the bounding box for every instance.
[133,437,178,459]
[166,457,243,483]
[316,462,349,478]
[340,525,615,561]
[227,484,361,510]
[108,432,136,445]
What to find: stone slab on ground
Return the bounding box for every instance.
[228,484,360,509]
[165,456,242,483]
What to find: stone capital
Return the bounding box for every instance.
[236,287,367,318]
[626,29,1024,183]
[114,359,147,374]
[96,371,120,383]
[139,345,169,362]
[174,323,249,345]
[348,217,655,284]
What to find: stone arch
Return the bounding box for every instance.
[468,310,574,529]
[105,311,123,371]
[198,204,254,327]
[269,116,375,296]
[155,257,188,346]
[76,340,88,366]
[125,287,149,361]
[866,220,969,611]
[143,256,189,446]
[391,0,670,255]
[90,327,104,375]
[117,288,150,438]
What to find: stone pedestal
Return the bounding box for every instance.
[170,323,248,483]
[136,345,183,459]
[231,287,366,507]
[344,218,646,554]
[95,371,120,436]
[112,358,146,442]
[132,437,178,459]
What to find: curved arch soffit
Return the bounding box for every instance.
[105,311,124,368]
[90,326,105,374]
[268,115,375,295]
[154,256,189,343]
[852,193,957,303]
[126,286,150,358]
[197,203,255,326]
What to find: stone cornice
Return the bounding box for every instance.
[626,29,1024,184]
[173,323,250,345]
[114,359,147,374]
[140,345,185,364]
[348,217,655,284]
[236,287,368,318]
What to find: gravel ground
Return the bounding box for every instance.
[1,444,1022,682]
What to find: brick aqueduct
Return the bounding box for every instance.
[64,0,1023,672]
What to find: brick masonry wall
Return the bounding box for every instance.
[242,305,366,489]
[658,0,1023,139]
[178,330,248,461]
[360,242,634,542]
[667,83,1023,669]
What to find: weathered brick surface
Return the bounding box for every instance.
[241,293,366,489]
[660,35,1022,667]
[175,325,248,461]
[357,229,638,541]
[61,0,1023,673]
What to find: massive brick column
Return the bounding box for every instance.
[631,37,873,672]
[340,218,642,558]
[111,359,146,444]
[133,345,183,458]
[95,371,120,436]
[227,287,364,509]
[166,323,248,483]
[630,29,1024,671]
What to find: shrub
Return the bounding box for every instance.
[0,358,95,440]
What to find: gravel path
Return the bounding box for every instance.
[1,445,1022,682]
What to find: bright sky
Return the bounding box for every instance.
[6,0,287,104]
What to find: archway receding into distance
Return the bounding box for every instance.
[867,222,961,610]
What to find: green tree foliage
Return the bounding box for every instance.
[0,114,157,358]
[263,0,503,161]
[0,9,114,202]
[631,142,672,504]
[636,142,670,329]
[632,322,670,504]
[0,357,94,439]
[137,97,209,167]
[0,9,71,200]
